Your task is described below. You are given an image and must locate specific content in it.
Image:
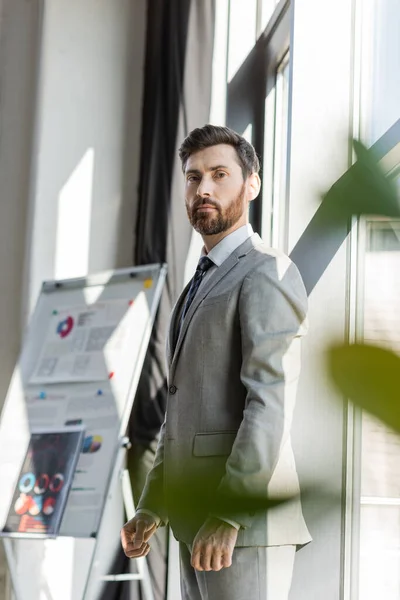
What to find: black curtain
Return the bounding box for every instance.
[131,0,192,451]
[100,1,215,599]
[135,0,192,269]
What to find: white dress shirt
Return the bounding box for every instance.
[202,223,254,275]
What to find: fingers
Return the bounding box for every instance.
[191,544,202,571]
[191,544,234,572]
[190,518,238,571]
[123,540,150,559]
[221,548,233,569]
[200,544,213,571]
[210,552,223,572]
[142,522,157,542]
[132,520,147,549]
[121,517,157,558]
[120,523,137,554]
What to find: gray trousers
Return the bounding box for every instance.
[179,543,296,600]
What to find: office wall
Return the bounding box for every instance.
[288,0,355,598]
[0,1,42,597]
[0,0,146,598]
[23,0,146,321]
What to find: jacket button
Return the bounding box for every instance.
[169,385,177,395]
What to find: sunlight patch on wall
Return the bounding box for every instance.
[227,0,257,83]
[55,149,94,281]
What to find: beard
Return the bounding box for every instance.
[186,183,246,235]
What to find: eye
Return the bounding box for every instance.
[214,171,227,179]
[187,175,200,183]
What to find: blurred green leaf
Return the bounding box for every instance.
[327,343,400,432]
[327,139,400,218]
[160,471,340,529]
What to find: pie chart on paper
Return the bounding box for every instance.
[82,435,103,454]
[56,316,74,339]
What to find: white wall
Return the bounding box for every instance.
[0,0,146,598]
[0,0,41,427]
[0,1,43,598]
[23,0,146,322]
[288,0,355,598]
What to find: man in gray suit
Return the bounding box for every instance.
[121,125,311,599]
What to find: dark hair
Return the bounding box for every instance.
[178,124,260,179]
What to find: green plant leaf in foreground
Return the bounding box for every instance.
[327,139,400,218]
[327,343,400,432]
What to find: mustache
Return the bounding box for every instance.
[192,198,220,212]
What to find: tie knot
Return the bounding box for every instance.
[197,256,214,273]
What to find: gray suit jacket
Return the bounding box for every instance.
[137,233,312,547]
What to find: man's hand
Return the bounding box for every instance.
[191,517,239,572]
[120,514,158,559]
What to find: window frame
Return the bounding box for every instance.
[226,0,291,234]
[346,119,400,600]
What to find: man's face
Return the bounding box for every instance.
[184,144,250,236]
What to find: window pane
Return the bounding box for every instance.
[227,0,257,81]
[262,54,290,250]
[258,0,280,34]
[359,177,400,598]
[359,505,400,599]
[368,0,400,143]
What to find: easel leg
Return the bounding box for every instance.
[84,442,156,600]
[2,538,24,600]
[121,468,155,600]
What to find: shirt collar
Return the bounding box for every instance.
[201,224,254,267]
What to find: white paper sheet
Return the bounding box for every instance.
[29,298,138,384]
[26,390,120,534]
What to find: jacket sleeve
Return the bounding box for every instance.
[215,257,308,528]
[136,418,169,525]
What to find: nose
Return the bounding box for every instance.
[196,175,214,198]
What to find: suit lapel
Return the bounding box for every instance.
[167,280,191,365]
[170,233,262,374]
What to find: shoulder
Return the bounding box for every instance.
[244,241,302,285]
[240,242,308,315]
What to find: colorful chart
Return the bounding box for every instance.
[43,497,56,516]
[14,494,33,515]
[18,473,35,494]
[49,473,64,493]
[18,515,46,533]
[34,474,49,495]
[3,430,85,536]
[82,435,102,454]
[56,316,74,338]
[28,496,43,516]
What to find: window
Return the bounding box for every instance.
[351,144,400,597]
[226,0,291,236]
[262,52,290,249]
[227,0,258,82]
[358,212,400,599]
[361,0,400,145]
[352,4,400,592]
[257,0,281,36]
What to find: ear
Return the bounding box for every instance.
[247,172,261,202]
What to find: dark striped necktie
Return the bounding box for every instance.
[181,256,214,322]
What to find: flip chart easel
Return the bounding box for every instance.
[0,264,167,600]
